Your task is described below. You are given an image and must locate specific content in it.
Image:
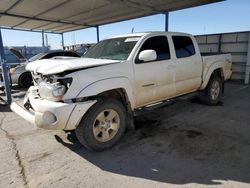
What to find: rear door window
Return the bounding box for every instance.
[172,36,195,58]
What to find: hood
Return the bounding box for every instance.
[26,58,120,75]
[9,47,27,62]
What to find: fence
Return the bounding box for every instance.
[195,31,250,84]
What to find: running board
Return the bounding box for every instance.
[134,92,198,116]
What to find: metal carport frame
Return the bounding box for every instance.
[0,28,11,104]
[0,27,63,104]
[0,0,223,104]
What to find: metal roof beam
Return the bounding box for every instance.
[13,0,74,28]
[62,11,158,33]
[4,0,24,13]
[0,12,91,28]
[55,3,110,27]
[0,0,24,19]
[43,24,76,32]
[51,24,85,33]
[31,22,54,30]
[107,0,163,14]
[0,26,62,34]
[36,0,73,17]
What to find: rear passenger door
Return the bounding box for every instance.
[171,35,202,96]
[134,35,175,107]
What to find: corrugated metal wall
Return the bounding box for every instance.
[195,31,250,82]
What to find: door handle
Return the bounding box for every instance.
[142,83,155,87]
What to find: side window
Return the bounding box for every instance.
[43,52,62,59]
[138,36,170,62]
[172,36,195,58]
[55,52,65,57]
[42,53,55,59]
[63,51,79,57]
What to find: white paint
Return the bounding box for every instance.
[26,58,120,75]
[11,32,232,130]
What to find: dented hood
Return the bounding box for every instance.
[26,57,120,75]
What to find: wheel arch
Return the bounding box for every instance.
[96,88,131,111]
[200,64,225,90]
[76,77,136,110]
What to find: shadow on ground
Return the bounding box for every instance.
[0,85,27,99]
[0,105,11,112]
[0,85,27,111]
[54,95,250,185]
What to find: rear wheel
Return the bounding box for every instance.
[18,72,32,88]
[199,74,222,105]
[75,98,126,151]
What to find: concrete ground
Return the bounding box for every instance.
[0,82,250,188]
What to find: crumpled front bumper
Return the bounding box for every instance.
[10,86,96,130]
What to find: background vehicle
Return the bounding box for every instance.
[0,50,80,88]
[11,32,232,151]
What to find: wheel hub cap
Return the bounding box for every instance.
[211,80,220,100]
[93,109,120,142]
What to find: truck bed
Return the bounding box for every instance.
[201,53,232,82]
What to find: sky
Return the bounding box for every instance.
[1,0,250,49]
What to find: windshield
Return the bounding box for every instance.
[28,53,45,62]
[83,37,141,60]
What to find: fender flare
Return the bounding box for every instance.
[200,62,225,90]
[76,77,136,109]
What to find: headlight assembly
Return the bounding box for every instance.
[9,68,16,74]
[38,77,72,102]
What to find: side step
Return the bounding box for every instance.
[134,92,198,116]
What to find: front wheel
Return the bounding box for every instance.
[199,75,223,105]
[75,98,126,151]
[18,72,32,88]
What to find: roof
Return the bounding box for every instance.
[108,31,195,39]
[0,0,223,33]
[108,32,147,38]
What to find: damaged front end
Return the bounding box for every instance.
[32,72,72,102]
[11,71,96,130]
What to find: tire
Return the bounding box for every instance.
[75,98,127,151]
[199,74,223,105]
[18,72,32,88]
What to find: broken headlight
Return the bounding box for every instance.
[39,77,72,102]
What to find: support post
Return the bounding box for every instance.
[0,28,12,104]
[96,26,100,42]
[42,31,45,52]
[244,32,250,84]
[61,33,64,50]
[165,12,169,32]
[218,34,222,53]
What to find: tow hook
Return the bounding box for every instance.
[24,100,31,110]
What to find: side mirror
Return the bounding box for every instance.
[138,50,157,62]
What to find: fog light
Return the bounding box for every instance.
[43,111,57,125]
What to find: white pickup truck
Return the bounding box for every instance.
[11,32,232,151]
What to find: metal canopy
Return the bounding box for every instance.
[0,0,223,33]
[0,0,223,104]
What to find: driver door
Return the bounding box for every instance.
[133,35,175,107]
